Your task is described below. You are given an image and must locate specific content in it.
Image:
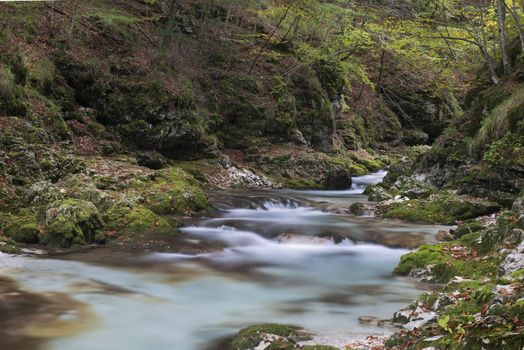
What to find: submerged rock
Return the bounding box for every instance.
[0,275,92,350]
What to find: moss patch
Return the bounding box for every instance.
[394,243,501,283]
[136,167,209,216]
[5,215,39,244]
[0,236,21,254]
[384,193,500,225]
[231,324,301,350]
[41,199,105,247]
[109,207,173,234]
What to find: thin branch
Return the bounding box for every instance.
[249,0,297,74]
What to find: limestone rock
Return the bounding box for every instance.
[365,185,393,202]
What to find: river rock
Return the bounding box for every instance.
[393,175,434,199]
[323,168,352,190]
[42,199,105,247]
[349,202,377,216]
[500,240,524,276]
[435,230,454,242]
[227,166,275,188]
[365,185,393,202]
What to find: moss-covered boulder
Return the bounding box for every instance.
[394,243,501,283]
[364,185,393,202]
[138,167,209,216]
[0,236,21,254]
[452,220,485,238]
[384,193,501,225]
[41,199,104,247]
[24,180,61,205]
[231,324,304,350]
[5,215,39,244]
[392,175,435,199]
[107,207,173,235]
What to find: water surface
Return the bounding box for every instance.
[0,171,446,349]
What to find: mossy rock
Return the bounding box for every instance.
[365,185,393,202]
[394,243,501,283]
[384,194,501,225]
[107,207,173,234]
[0,236,21,254]
[138,167,209,216]
[41,199,105,247]
[348,163,368,176]
[284,177,322,190]
[453,220,485,238]
[392,176,435,199]
[323,167,352,190]
[5,215,39,244]
[231,324,302,350]
[352,157,384,173]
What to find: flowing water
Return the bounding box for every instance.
[0,170,448,350]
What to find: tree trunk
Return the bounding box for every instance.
[497,0,511,73]
[507,1,524,53]
[481,45,501,85]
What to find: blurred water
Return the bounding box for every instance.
[0,170,445,350]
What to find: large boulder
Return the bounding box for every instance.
[393,175,435,199]
[42,199,104,247]
[323,168,352,190]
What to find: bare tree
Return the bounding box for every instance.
[497,0,511,72]
[506,0,524,53]
[248,0,297,74]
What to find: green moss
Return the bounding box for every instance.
[394,243,501,283]
[313,59,346,100]
[0,66,28,116]
[0,236,21,254]
[231,324,301,350]
[348,163,368,176]
[352,157,384,172]
[41,199,105,247]
[285,178,321,190]
[453,220,485,238]
[385,194,500,225]
[510,268,524,279]
[138,167,209,216]
[5,216,39,244]
[113,207,173,233]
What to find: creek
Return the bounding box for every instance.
[0,170,448,349]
